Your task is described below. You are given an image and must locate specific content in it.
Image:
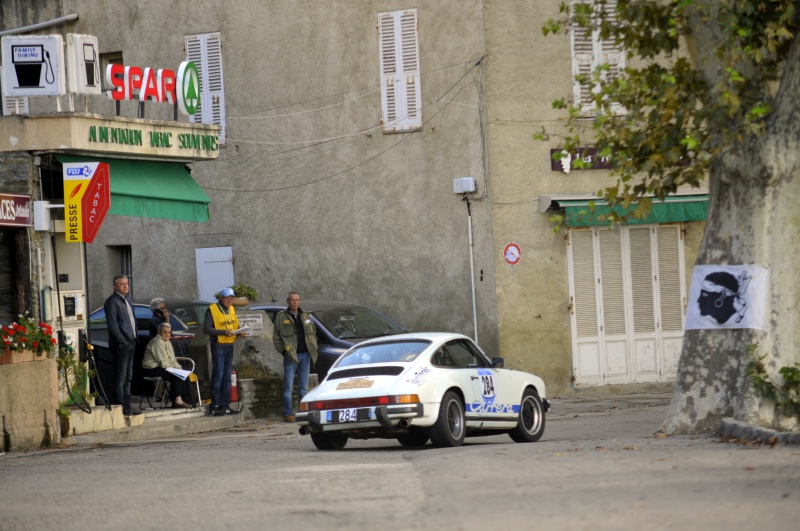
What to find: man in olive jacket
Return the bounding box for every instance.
[273,291,318,422]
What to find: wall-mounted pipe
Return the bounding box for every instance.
[0,13,79,37]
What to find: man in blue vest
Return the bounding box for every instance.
[103,275,142,416]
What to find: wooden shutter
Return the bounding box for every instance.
[185,33,226,143]
[656,226,683,332]
[570,1,594,111]
[569,0,624,113]
[571,230,599,338]
[378,9,421,132]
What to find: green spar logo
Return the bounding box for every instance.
[177,61,201,116]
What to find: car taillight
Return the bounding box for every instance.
[302,394,420,411]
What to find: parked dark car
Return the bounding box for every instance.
[248,301,406,380]
[87,298,212,399]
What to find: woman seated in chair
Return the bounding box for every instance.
[142,322,195,408]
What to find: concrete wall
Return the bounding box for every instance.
[0,359,60,451]
[18,0,499,354]
[481,1,706,395]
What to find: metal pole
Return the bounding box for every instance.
[466,196,478,343]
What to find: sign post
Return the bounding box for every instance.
[63,162,110,243]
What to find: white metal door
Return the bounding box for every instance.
[195,246,234,301]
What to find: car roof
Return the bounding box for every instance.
[357,332,469,345]
[246,300,370,312]
[132,298,213,307]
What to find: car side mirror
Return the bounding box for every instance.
[492,357,504,368]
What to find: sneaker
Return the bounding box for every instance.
[210,405,224,417]
[224,407,239,415]
[284,415,295,423]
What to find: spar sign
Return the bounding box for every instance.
[62,162,111,243]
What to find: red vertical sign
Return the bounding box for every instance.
[80,162,110,243]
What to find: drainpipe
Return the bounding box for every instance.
[0,13,79,37]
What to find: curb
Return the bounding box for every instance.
[720,417,800,445]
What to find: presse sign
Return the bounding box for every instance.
[62,162,111,243]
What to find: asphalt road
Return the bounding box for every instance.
[1,393,798,530]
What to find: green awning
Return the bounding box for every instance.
[539,193,708,227]
[56,155,211,222]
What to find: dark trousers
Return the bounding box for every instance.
[142,366,188,402]
[113,341,136,413]
[210,342,234,408]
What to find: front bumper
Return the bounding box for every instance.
[296,403,424,433]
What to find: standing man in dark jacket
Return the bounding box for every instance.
[103,275,142,416]
[273,291,318,422]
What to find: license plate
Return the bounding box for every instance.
[327,408,371,423]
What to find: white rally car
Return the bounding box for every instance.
[296,332,549,450]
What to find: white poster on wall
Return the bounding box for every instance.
[685,264,769,330]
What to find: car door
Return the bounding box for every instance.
[445,339,517,422]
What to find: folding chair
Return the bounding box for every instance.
[176,357,201,406]
[139,376,171,409]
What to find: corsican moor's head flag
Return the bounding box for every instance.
[685,264,769,331]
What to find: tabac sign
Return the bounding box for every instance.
[62,162,111,243]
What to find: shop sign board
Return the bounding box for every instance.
[63,162,111,243]
[106,60,199,116]
[1,35,65,97]
[0,194,32,227]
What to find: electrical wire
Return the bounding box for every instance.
[204,61,483,194]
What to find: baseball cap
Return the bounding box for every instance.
[219,287,235,297]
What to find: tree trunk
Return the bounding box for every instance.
[662,22,800,433]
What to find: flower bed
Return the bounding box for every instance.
[1,314,57,363]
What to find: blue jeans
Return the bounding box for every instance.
[283,352,310,416]
[211,342,234,408]
[113,341,136,413]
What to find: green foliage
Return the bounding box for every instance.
[56,344,94,407]
[539,0,798,221]
[746,347,800,419]
[232,282,257,302]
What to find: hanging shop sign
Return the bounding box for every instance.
[0,194,32,227]
[62,162,111,243]
[1,35,66,97]
[106,60,199,116]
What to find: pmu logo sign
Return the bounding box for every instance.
[63,162,110,243]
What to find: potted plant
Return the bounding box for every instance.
[231,282,257,305]
[0,314,58,364]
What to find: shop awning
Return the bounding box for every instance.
[55,155,211,222]
[538,191,708,227]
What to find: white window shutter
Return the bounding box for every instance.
[185,32,225,143]
[628,226,656,333]
[656,226,684,332]
[570,0,624,113]
[0,66,29,115]
[599,229,626,336]
[378,9,421,132]
[571,229,599,338]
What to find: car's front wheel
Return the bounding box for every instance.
[396,428,429,447]
[310,432,348,450]
[429,391,466,448]
[509,388,545,443]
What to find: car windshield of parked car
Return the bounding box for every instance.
[88,307,189,333]
[336,340,430,368]
[169,303,208,331]
[314,308,404,339]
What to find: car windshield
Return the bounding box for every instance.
[335,340,430,368]
[169,304,208,331]
[314,307,404,339]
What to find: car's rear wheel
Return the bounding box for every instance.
[396,428,429,447]
[429,391,466,448]
[310,432,348,450]
[509,388,545,443]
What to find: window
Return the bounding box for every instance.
[569,0,624,113]
[378,8,421,132]
[185,32,226,142]
[100,51,123,92]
